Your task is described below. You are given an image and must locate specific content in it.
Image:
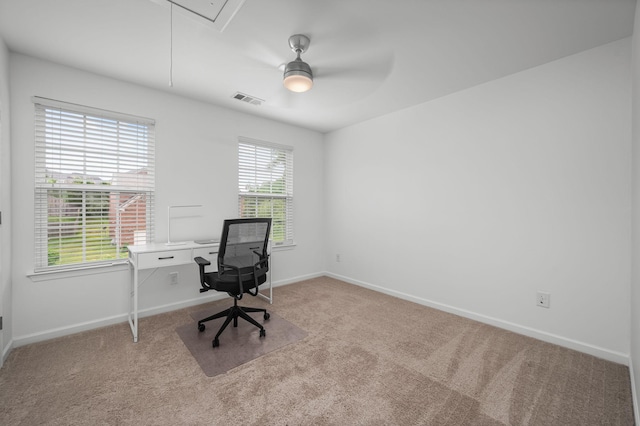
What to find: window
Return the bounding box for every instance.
[34,97,155,271]
[238,137,293,246]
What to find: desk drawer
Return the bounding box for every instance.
[193,247,218,273]
[193,246,218,261]
[137,249,192,269]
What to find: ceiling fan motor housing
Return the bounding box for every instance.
[283,34,313,92]
[288,34,310,53]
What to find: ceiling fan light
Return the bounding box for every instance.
[284,73,313,93]
[283,59,314,92]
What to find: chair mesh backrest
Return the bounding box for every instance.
[218,218,271,270]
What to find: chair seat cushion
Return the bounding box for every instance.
[204,267,267,295]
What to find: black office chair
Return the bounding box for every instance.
[194,218,271,348]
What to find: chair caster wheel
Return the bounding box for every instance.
[264,312,270,320]
[212,339,219,348]
[198,323,205,332]
[259,329,266,338]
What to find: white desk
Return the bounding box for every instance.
[127,241,273,342]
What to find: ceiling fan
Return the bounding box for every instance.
[283,34,313,93]
[240,31,394,109]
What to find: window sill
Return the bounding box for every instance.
[271,242,296,252]
[28,261,130,282]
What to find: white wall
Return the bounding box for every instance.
[0,36,12,363]
[10,53,324,345]
[324,38,632,363]
[6,34,634,368]
[630,2,640,419]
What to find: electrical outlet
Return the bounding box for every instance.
[537,291,550,308]
[169,272,178,285]
[336,254,341,262]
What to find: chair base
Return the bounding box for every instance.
[197,297,269,348]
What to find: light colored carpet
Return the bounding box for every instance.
[176,309,307,376]
[0,277,634,425]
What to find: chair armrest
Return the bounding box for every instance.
[194,256,212,292]
[194,256,211,267]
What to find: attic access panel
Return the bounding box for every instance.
[167,0,246,32]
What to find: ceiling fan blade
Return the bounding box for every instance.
[313,46,393,78]
[239,35,298,73]
[229,4,395,110]
[264,88,299,109]
[314,63,390,82]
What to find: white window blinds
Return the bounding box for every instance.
[34,97,155,271]
[238,137,294,246]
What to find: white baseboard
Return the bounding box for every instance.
[2,338,13,366]
[630,357,640,423]
[10,272,325,348]
[326,272,630,365]
[272,271,325,287]
[12,292,224,348]
[135,292,226,319]
[9,270,630,366]
[13,313,129,348]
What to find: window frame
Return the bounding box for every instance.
[33,97,155,273]
[238,137,294,247]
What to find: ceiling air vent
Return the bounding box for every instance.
[232,92,264,106]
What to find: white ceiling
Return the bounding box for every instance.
[0,0,636,133]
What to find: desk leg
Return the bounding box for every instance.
[258,271,273,304]
[128,262,139,343]
[133,264,139,342]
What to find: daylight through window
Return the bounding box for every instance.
[34,98,155,271]
[238,137,293,246]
